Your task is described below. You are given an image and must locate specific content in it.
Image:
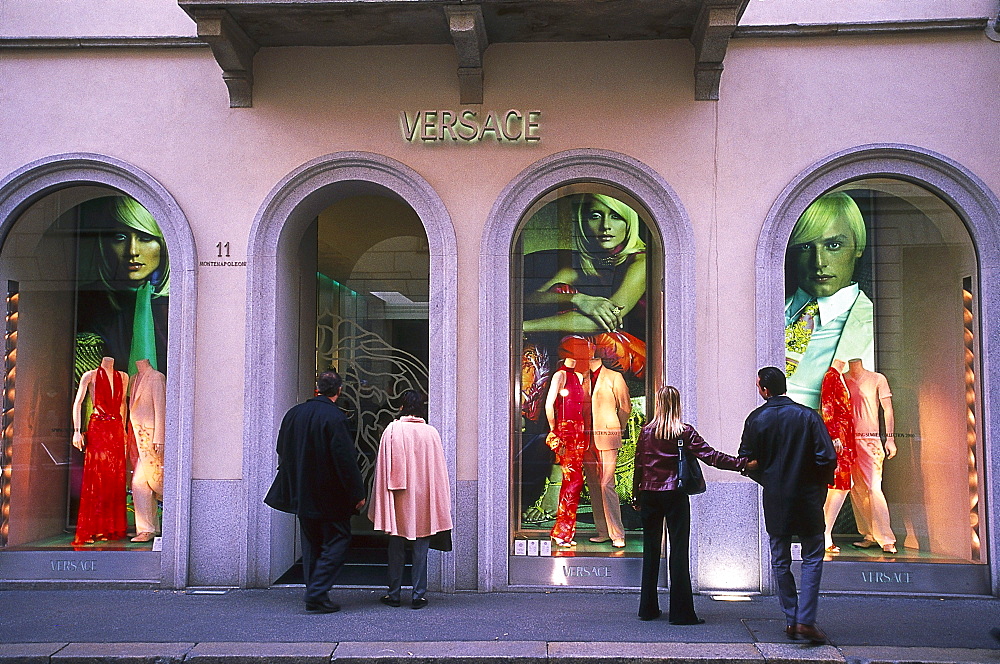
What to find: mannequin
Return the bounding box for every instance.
[545,337,593,547]
[584,353,630,548]
[844,358,897,554]
[819,359,855,553]
[71,357,129,544]
[128,359,166,542]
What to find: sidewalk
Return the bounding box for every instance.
[2,588,999,663]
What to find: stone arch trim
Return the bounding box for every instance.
[0,153,197,588]
[244,151,458,588]
[477,148,696,590]
[756,143,1000,596]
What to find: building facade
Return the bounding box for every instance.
[1,0,998,597]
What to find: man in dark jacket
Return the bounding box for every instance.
[265,370,366,613]
[739,366,837,644]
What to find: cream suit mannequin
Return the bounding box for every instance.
[844,358,897,554]
[584,358,631,547]
[128,359,166,542]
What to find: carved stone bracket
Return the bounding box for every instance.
[194,9,259,108]
[444,5,489,105]
[690,0,749,100]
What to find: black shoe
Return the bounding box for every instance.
[305,599,341,614]
[669,618,705,625]
[380,595,401,607]
[411,597,429,609]
[638,610,661,621]
[990,627,1000,645]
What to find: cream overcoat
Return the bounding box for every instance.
[368,416,453,539]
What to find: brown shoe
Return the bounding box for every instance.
[796,623,828,644]
[785,624,798,640]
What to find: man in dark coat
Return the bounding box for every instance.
[265,370,366,613]
[739,366,837,644]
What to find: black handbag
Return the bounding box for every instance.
[677,437,707,495]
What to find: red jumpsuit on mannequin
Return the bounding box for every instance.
[545,337,593,547]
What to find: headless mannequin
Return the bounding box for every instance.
[72,357,128,450]
[545,354,592,546]
[844,358,897,553]
[821,359,854,552]
[584,356,630,547]
[128,358,166,542]
[72,357,129,543]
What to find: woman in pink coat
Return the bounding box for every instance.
[368,390,453,609]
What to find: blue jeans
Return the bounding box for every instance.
[769,532,824,627]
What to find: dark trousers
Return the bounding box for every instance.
[299,516,352,604]
[387,535,430,601]
[638,490,697,623]
[769,532,825,627]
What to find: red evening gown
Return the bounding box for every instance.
[73,368,128,544]
[548,364,590,545]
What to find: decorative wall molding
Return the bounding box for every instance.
[445,5,488,105]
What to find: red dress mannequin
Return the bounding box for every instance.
[72,357,128,544]
[820,360,855,552]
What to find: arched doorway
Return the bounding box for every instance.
[244,153,457,589]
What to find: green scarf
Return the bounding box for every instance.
[129,282,158,375]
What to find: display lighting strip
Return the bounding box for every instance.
[962,281,981,561]
[0,282,17,548]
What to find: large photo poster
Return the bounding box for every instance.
[514,188,651,554]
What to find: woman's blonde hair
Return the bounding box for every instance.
[646,385,684,440]
[574,193,646,276]
[96,196,170,297]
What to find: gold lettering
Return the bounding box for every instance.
[440,110,458,141]
[400,111,420,142]
[479,111,501,141]
[457,110,478,141]
[420,111,438,141]
[502,109,523,140]
[526,110,541,142]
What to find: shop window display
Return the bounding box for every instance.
[513,186,653,556]
[0,188,168,551]
[784,180,985,565]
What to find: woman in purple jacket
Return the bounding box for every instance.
[633,385,752,624]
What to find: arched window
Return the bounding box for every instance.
[782,178,984,565]
[0,187,170,556]
[511,184,659,567]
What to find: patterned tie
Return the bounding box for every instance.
[785,299,819,376]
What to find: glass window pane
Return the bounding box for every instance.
[783,179,984,564]
[0,189,169,551]
[513,186,654,557]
